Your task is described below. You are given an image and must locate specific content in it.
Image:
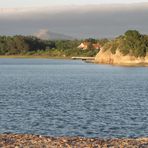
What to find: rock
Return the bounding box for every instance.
[0,134,148,147]
[95,48,148,66]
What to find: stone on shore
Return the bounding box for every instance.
[0,134,148,147]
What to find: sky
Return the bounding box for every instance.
[0,0,148,7]
[0,0,148,38]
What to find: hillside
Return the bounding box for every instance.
[95,30,148,65]
[34,29,74,40]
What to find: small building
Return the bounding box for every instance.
[77,41,100,50]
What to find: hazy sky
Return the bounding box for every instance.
[0,1,148,38]
[0,0,148,7]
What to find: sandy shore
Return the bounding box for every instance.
[93,61,148,67]
[0,134,148,147]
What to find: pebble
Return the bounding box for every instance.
[0,134,148,147]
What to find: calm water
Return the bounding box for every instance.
[0,58,148,138]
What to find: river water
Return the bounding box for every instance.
[0,58,148,138]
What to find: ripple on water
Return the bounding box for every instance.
[0,59,148,137]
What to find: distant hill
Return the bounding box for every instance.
[34,29,74,40]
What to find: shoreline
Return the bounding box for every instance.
[0,134,148,147]
[1,55,148,67]
[93,61,148,67]
[0,55,71,60]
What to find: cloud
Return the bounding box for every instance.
[0,3,148,38]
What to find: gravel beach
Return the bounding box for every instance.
[0,134,148,148]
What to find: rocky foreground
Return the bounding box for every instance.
[0,134,148,148]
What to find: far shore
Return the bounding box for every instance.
[0,55,71,60]
[0,134,148,147]
[93,61,148,67]
[1,55,148,67]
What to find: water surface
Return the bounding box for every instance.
[0,58,148,138]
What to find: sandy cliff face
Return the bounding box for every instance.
[95,48,148,65]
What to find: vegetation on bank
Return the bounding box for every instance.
[1,30,147,58]
[103,30,148,57]
[0,35,107,57]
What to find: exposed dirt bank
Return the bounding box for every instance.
[95,48,148,67]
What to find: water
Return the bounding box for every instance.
[0,58,148,138]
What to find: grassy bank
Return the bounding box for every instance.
[0,55,71,59]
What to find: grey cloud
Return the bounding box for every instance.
[0,3,148,38]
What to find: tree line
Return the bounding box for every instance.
[2,30,146,58]
[0,35,104,57]
[103,30,148,57]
